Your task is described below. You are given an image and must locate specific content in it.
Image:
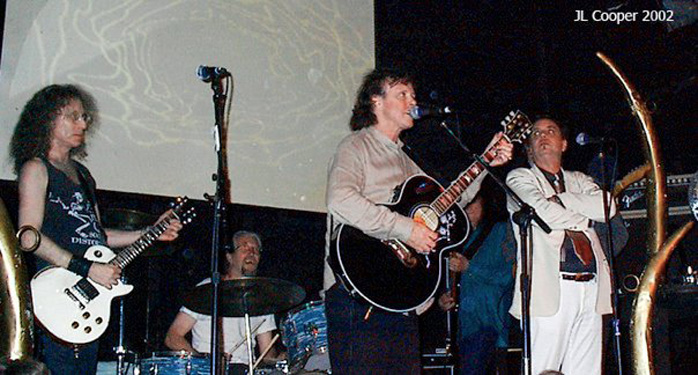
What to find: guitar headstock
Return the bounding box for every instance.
[501,110,533,144]
[171,196,196,225]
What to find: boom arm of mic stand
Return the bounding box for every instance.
[472,153,551,234]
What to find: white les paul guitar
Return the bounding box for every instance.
[31,197,194,344]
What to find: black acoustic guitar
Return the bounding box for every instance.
[331,111,532,313]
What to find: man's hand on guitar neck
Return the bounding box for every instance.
[88,262,121,289]
[154,209,183,241]
[448,252,470,273]
[406,221,438,254]
[438,292,456,311]
[438,253,470,311]
[487,132,514,167]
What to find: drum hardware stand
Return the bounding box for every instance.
[243,290,257,375]
[142,258,153,352]
[115,274,135,375]
[230,320,266,353]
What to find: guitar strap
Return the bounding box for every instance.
[74,163,98,209]
[462,220,493,260]
[327,214,342,275]
[74,162,108,240]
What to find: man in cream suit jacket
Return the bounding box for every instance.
[506,117,615,375]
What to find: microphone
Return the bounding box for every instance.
[409,105,456,120]
[575,132,612,146]
[196,65,230,82]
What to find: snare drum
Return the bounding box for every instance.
[281,301,330,373]
[138,352,212,375]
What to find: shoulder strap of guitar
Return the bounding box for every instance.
[74,162,108,239]
[327,214,341,274]
[74,162,98,210]
[462,220,494,259]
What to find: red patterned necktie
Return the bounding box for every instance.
[553,175,593,266]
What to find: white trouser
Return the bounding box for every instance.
[530,276,602,375]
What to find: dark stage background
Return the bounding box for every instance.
[1,0,697,373]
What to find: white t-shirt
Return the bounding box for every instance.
[181,279,277,364]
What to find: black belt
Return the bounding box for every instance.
[561,273,595,282]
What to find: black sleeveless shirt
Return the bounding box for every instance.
[36,159,107,271]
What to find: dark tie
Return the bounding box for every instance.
[553,175,593,266]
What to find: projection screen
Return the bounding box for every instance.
[0,0,375,213]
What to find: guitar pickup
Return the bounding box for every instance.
[64,288,86,310]
[75,278,100,301]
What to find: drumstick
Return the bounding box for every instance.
[253,333,280,369]
[228,319,266,354]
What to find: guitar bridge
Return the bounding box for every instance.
[383,240,418,268]
[64,288,86,310]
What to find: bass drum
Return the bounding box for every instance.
[138,352,214,375]
[281,301,331,374]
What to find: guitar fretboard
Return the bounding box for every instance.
[109,214,177,269]
[430,110,531,216]
[432,148,498,216]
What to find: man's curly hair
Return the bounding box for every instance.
[10,84,99,174]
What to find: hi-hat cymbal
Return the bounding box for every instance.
[183,277,306,317]
[101,208,156,231]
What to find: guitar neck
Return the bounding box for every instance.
[431,146,498,216]
[109,213,176,269]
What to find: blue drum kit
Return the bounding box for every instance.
[100,276,331,375]
[281,301,330,374]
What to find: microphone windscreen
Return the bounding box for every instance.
[409,106,423,120]
[575,132,589,146]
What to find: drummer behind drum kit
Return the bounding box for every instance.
[97,209,332,375]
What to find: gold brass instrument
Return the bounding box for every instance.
[597,52,695,375]
[0,197,34,361]
[597,52,667,253]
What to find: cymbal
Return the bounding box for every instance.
[183,277,306,317]
[101,208,156,231]
[101,208,174,257]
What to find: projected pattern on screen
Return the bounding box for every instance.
[0,0,374,212]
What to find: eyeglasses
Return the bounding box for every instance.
[62,111,93,124]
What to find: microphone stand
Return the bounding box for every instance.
[437,121,550,375]
[203,75,230,375]
[597,144,624,375]
[444,256,454,355]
